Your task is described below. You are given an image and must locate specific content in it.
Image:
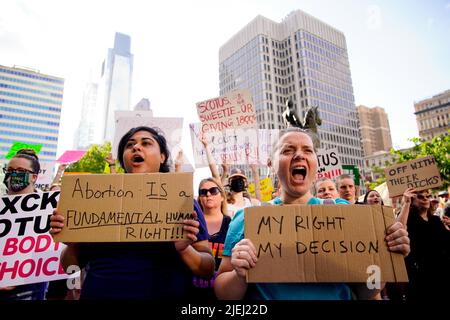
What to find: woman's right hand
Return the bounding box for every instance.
[402,188,416,206]
[50,208,65,234]
[231,238,258,278]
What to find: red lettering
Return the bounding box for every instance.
[20,236,35,254]
[3,238,18,255]
[43,257,59,276]
[18,259,35,277]
[35,234,52,252]
[0,260,19,279]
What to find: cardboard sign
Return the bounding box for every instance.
[53,172,194,242]
[248,177,274,202]
[0,191,76,287]
[245,204,408,283]
[5,142,42,160]
[316,148,343,180]
[57,150,86,164]
[189,123,259,167]
[112,113,183,160]
[196,89,257,133]
[384,156,442,197]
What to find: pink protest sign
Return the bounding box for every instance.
[56,150,86,164]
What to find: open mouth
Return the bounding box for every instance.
[132,155,145,164]
[291,166,307,181]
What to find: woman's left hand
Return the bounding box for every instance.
[385,221,410,256]
[174,211,199,252]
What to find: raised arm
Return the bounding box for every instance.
[174,149,184,173]
[200,133,220,180]
[250,164,262,202]
[106,153,116,174]
[396,188,416,227]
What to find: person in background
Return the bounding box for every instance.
[397,187,450,300]
[50,126,214,299]
[226,168,261,218]
[214,128,410,300]
[192,178,231,300]
[336,174,358,204]
[315,178,339,200]
[0,149,48,300]
[363,189,384,205]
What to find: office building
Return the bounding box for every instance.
[219,10,363,166]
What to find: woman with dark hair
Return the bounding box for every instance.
[192,178,231,300]
[0,149,48,300]
[50,126,214,299]
[363,190,384,205]
[397,188,450,300]
[215,127,410,300]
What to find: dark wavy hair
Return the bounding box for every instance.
[12,149,40,174]
[117,126,170,173]
[363,189,384,205]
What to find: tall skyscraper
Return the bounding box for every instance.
[75,81,98,149]
[0,65,64,162]
[95,32,134,143]
[219,10,363,166]
[356,105,392,157]
[414,89,450,141]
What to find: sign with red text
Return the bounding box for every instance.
[0,191,75,287]
[196,89,257,133]
[245,204,408,283]
[316,148,343,180]
[189,123,259,167]
[53,173,194,242]
[112,112,183,160]
[384,156,442,197]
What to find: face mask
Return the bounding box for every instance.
[3,171,31,192]
[230,178,246,193]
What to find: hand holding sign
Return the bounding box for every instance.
[174,210,200,252]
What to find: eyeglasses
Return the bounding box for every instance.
[199,187,221,197]
[2,168,34,174]
[416,194,432,200]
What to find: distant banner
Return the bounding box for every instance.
[196,89,257,133]
[57,150,86,164]
[316,148,343,180]
[34,162,55,191]
[189,124,259,167]
[248,177,274,202]
[0,191,75,287]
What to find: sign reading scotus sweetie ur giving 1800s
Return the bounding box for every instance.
[53,173,194,242]
[196,89,257,133]
[245,204,408,283]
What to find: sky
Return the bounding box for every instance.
[1,0,450,174]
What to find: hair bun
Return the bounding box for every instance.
[16,148,39,160]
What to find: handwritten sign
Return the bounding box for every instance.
[113,113,183,160]
[248,177,274,202]
[189,123,259,167]
[5,142,42,160]
[196,89,257,133]
[384,156,442,197]
[316,148,343,180]
[245,204,408,283]
[53,172,194,242]
[57,150,86,164]
[0,191,75,287]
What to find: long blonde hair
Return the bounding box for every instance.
[197,177,228,215]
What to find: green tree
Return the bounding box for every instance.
[65,142,124,174]
[391,130,450,189]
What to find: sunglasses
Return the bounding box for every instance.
[199,187,221,197]
[416,194,432,200]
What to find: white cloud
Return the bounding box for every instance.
[366,4,382,30]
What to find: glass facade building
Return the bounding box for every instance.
[219,11,363,166]
[0,65,64,162]
[95,32,133,143]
